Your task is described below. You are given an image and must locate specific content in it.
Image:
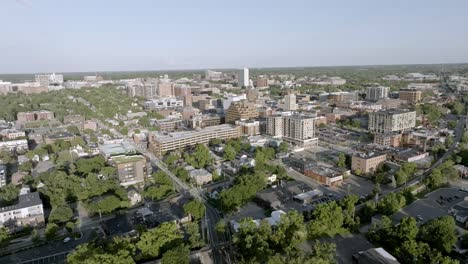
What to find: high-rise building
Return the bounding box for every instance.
[368,109,416,133]
[284,94,297,111]
[256,76,269,88]
[266,115,318,148]
[366,86,389,101]
[267,115,285,137]
[399,89,422,104]
[225,100,258,124]
[239,68,250,87]
[157,82,175,97]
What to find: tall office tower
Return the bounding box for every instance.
[366,86,389,101]
[284,93,297,111]
[239,68,250,87]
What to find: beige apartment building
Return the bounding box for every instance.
[399,89,422,104]
[149,124,241,156]
[368,109,416,133]
[110,155,147,186]
[225,100,258,124]
[351,152,387,174]
[266,115,318,148]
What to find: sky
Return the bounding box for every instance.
[0,0,468,74]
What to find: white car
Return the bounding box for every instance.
[63,237,72,243]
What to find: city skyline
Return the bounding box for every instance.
[1,0,468,74]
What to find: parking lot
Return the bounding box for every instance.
[393,188,468,224]
[18,252,68,264]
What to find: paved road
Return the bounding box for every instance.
[93,118,229,264]
[362,115,466,208]
[0,229,93,264]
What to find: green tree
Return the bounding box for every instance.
[185,222,204,248]
[233,218,273,263]
[152,171,173,186]
[0,184,19,205]
[183,200,205,220]
[144,185,172,201]
[223,145,237,161]
[45,223,59,240]
[49,205,74,223]
[308,201,345,239]
[191,144,212,168]
[340,194,359,230]
[0,227,10,248]
[337,152,346,168]
[310,241,337,264]
[278,142,289,153]
[378,192,406,215]
[161,244,190,264]
[137,222,182,259]
[419,216,457,253]
[424,168,444,189]
[67,125,80,135]
[270,211,307,254]
[215,220,226,234]
[67,237,136,264]
[19,161,33,172]
[0,150,15,164]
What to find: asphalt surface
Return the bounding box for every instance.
[94,118,229,264]
[0,229,93,264]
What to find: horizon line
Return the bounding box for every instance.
[1,61,468,76]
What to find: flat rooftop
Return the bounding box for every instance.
[152,124,238,141]
[111,155,145,164]
[99,142,137,156]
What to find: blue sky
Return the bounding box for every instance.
[1,0,467,73]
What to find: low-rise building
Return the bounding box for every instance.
[287,157,343,186]
[0,129,26,140]
[17,111,54,123]
[149,124,241,156]
[109,155,148,187]
[236,120,260,136]
[99,142,137,159]
[0,188,45,229]
[189,168,212,186]
[373,133,402,147]
[399,89,422,104]
[144,98,183,110]
[0,139,28,153]
[351,152,387,174]
[44,132,75,144]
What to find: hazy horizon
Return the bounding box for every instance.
[1,0,468,74]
